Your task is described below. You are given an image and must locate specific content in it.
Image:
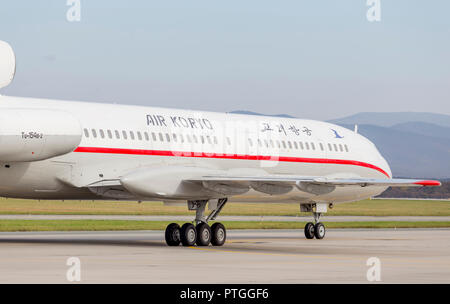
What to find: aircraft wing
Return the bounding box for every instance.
[187,175,441,187]
[80,167,441,199]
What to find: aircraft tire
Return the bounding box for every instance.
[211,222,226,246]
[165,223,181,246]
[314,222,326,239]
[304,222,315,239]
[196,222,212,246]
[180,223,197,246]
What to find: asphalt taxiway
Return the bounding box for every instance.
[0,229,449,283]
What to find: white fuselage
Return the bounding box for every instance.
[0,95,391,204]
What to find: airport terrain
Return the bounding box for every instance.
[0,198,449,231]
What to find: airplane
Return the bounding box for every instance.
[0,40,441,246]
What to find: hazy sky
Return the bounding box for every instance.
[0,1,449,120]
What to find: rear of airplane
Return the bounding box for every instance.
[0,41,82,161]
[0,40,15,89]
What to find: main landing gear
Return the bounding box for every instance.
[164,198,228,247]
[302,203,327,240]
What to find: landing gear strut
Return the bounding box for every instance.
[164,198,228,247]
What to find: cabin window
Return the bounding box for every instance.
[333,144,338,151]
[276,140,281,148]
[180,134,184,143]
[165,133,170,142]
[137,131,142,140]
[115,130,120,139]
[158,133,164,141]
[144,132,149,141]
[305,142,310,150]
[299,142,304,150]
[226,137,231,145]
[186,134,192,143]
[206,136,212,144]
[328,143,332,151]
[172,133,177,142]
[294,142,298,149]
[270,140,274,148]
[92,129,97,138]
[282,141,286,149]
[192,135,198,143]
[339,144,343,152]
[122,131,128,140]
[151,133,156,141]
[319,143,324,151]
[311,142,315,150]
[200,136,205,144]
[264,139,269,148]
[287,141,292,149]
[107,130,112,139]
[129,131,135,140]
[248,138,253,146]
[83,129,89,138]
[258,139,262,147]
[344,144,349,152]
[214,136,218,145]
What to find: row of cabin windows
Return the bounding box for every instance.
[83,128,349,153]
[84,128,220,145]
[328,143,349,153]
[248,138,349,152]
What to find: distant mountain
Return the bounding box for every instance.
[390,122,450,140]
[330,112,450,128]
[330,112,450,178]
[229,110,295,118]
[231,110,450,179]
[337,124,450,179]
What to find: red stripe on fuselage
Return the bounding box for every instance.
[73,146,391,178]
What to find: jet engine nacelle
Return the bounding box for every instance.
[0,109,82,162]
[0,41,15,89]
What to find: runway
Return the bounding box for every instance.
[0,229,449,283]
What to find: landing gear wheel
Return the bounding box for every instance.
[304,222,315,239]
[180,223,197,246]
[165,223,181,246]
[196,223,212,246]
[314,222,326,239]
[211,222,226,246]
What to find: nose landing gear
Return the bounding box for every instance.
[302,203,328,240]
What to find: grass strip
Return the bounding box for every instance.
[0,198,449,216]
[0,220,449,232]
